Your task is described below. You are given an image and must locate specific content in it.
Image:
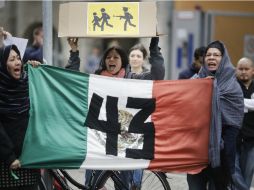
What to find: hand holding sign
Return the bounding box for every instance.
[0,27,12,48]
[67,37,79,52]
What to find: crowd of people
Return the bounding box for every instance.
[0,25,253,190]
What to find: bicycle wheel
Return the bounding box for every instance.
[58,169,88,190]
[93,170,130,190]
[49,169,71,190]
[140,171,171,190]
[94,170,171,190]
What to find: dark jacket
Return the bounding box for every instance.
[238,80,254,140]
[178,64,198,79]
[0,113,29,166]
[0,45,40,188]
[65,50,80,71]
[126,38,165,80]
[23,45,43,63]
[0,45,30,166]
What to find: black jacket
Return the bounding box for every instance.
[65,50,80,71]
[178,64,198,79]
[0,113,29,166]
[126,38,165,80]
[238,80,254,140]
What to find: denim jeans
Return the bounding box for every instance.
[118,171,132,190]
[222,126,239,175]
[132,169,143,188]
[230,146,248,190]
[240,140,254,188]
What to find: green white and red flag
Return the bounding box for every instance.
[20,65,212,174]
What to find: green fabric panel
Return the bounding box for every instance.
[20,65,89,168]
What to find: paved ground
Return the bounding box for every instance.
[166,173,254,190]
[66,169,254,190]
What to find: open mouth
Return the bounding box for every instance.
[108,64,116,71]
[208,62,217,67]
[14,68,21,75]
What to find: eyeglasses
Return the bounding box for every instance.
[205,53,222,58]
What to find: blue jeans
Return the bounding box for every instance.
[230,146,248,190]
[132,169,143,188]
[118,171,132,190]
[240,140,254,188]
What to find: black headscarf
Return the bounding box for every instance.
[0,45,29,119]
[199,41,244,167]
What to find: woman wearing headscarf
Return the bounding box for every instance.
[0,45,40,190]
[187,41,245,190]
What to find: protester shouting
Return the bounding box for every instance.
[187,41,244,190]
[66,37,164,190]
[0,44,41,190]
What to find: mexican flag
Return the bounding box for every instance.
[20,65,212,174]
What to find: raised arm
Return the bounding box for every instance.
[65,37,80,71]
[0,27,12,48]
[130,37,165,80]
[149,37,165,80]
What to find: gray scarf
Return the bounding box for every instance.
[199,41,244,167]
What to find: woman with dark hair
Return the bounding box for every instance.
[95,46,129,77]
[187,41,245,190]
[0,44,40,190]
[94,37,164,81]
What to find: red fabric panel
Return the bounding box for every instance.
[149,79,213,174]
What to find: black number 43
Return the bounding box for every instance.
[84,93,155,160]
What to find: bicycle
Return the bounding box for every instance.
[95,170,171,190]
[39,169,171,190]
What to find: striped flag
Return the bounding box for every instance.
[20,65,212,174]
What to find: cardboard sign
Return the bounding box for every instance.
[4,36,28,59]
[58,2,157,38]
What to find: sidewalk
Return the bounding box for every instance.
[166,173,254,190]
[166,173,188,190]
